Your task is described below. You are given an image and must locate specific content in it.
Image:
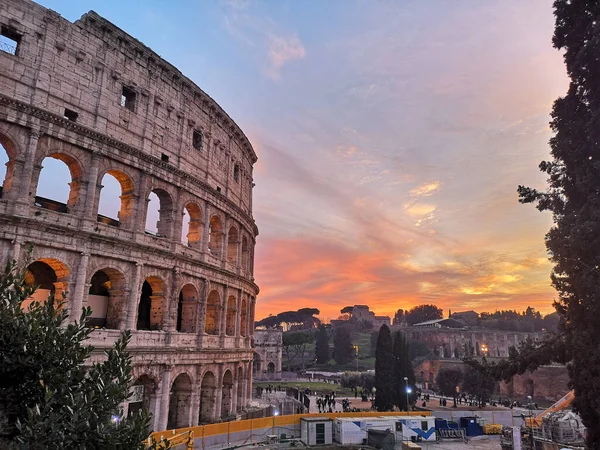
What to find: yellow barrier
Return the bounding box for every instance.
[149,411,431,444]
[147,430,194,449]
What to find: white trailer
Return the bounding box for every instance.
[386,416,436,442]
[334,418,396,445]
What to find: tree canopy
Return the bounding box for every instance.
[374,325,395,411]
[315,325,330,364]
[282,331,314,370]
[393,332,416,411]
[405,305,443,325]
[333,326,354,365]
[0,259,153,449]
[256,308,321,330]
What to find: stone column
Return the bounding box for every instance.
[214,364,223,419]
[16,131,39,204]
[149,393,161,431]
[69,251,89,323]
[165,268,180,332]
[157,367,172,432]
[234,290,241,342]
[11,236,21,266]
[220,285,229,337]
[221,217,229,267]
[84,151,101,218]
[132,172,147,234]
[126,263,143,330]
[246,361,252,405]
[189,388,201,426]
[201,203,211,258]
[196,278,208,345]
[231,377,238,414]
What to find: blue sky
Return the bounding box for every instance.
[29,0,568,320]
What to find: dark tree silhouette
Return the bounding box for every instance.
[315,325,330,364]
[405,305,443,325]
[374,325,394,411]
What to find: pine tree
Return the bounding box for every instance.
[0,259,153,449]
[333,326,354,365]
[315,325,330,364]
[374,324,394,411]
[515,1,600,444]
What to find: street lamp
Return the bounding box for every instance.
[353,345,359,371]
[481,343,488,357]
[403,377,409,412]
[406,386,412,413]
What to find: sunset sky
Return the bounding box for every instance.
[30,0,569,321]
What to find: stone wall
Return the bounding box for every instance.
[0,0,260,432]
[253,328,283,380]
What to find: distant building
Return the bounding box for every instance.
[253,328,283,381]
[450,310,480,326]
[344,305,390,328]
[412,318,467,329]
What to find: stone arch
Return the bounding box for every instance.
[221,370,233,418]
[225,295,236,336]
[0,130,18,198]
[236,366,244,411]
[97,169,135,228]
[177,283,198,333]
[87,267,126,329]
[137,275,166,330]
[267,362,275,374]
[208,215,224,256]
[145,188,174,238]
[241,236,249,273]
[34,152,84,213]
[128,374,157,418]
[181,202,202,248]
[199,371,216,424]
[524,378,534,398]
[227,226,238,265]
[240,298,248,337]
[205,290,221,335]
[23,259,70,310]
[253,352,262,375]
[168,373,193,429]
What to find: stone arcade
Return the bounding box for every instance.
[0,0,259,431]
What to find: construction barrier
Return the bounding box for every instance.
[149,411,431,449]
[482,424,502,435]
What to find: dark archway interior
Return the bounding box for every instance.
[137,281,152,330]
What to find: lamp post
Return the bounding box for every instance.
[371,386,377,409]
[353,345,359,371]
[403,377,409,412]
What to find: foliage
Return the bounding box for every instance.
[374,325,394,411]
[511,1,600,444]
[0,259,153,449]
[340,372,375,391]
[282,331,314,371]
[392,309,405,325]
[392,331,416,411]
[436,368,464,398]
[461,361,498,407]
[370,330,379,355]
[340,306,354,315]
[314,325,330,364]
[256,308,321,330]
[333,326,354,365]
[405,305,443,326]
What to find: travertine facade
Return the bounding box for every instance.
[0,0,259,431]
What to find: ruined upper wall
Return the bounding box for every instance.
[0,0,256,212]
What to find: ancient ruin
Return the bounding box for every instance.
[0,0,259,431]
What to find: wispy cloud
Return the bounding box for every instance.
[266,33,306,80]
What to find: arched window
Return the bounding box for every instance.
[88,268,126,329]
[168,373,193,429]
[137,276,166,330]
[97,171,135,228]
[144,189,173,237]
[23,259,70,310]
[221,370,233,418]
[128,375,157,418]
[35,154,82,213]
[177,284,198,333]
[181,203,202,247]
[0,133,16,198]
[208,215,223,256]
[227,226,238,266]
[226,295,236,336]
[205,290,220,335]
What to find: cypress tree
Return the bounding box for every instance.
[374,324,394,411]
[393,332,416,411]
[516,1,600,444]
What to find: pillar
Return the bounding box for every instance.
[220,285,229,337]
[83,151,101,218]
[189,388,201,426]
[11,236,21,266]
[231,378,238,414]
[69,251,89,323]
[157,367,172,431]
[126,263,143,330]
[149,393,161,431]
[196,278,208,344]
[214,364,223,419]
[201,203,211,257]
[165,268,180,332]
[16,131,39,204]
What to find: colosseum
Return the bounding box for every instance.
[0,0,259,431]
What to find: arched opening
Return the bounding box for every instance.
[177,284,198,333]
[267,362,275,374]
[253,353,262,377]
[23,259,70,310]
[221,370,233,419]
[181,202,202,248]
[225,295,236,336]
[241,237,249,273]
[137,276,165,331]
[227,226,238,265]
[87,268,126,329]
[97,170,135,228]
[205,290,220,335]
[168,373,193,429]
[199,371,216,424]
[240,298,248,337]
[236,367,244,411]
[208,215,223,256]
[128,375,157,418]
[525,379,535,398]
[35,154,82,213]
[145,188,173,238]
[0,133,17,198]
